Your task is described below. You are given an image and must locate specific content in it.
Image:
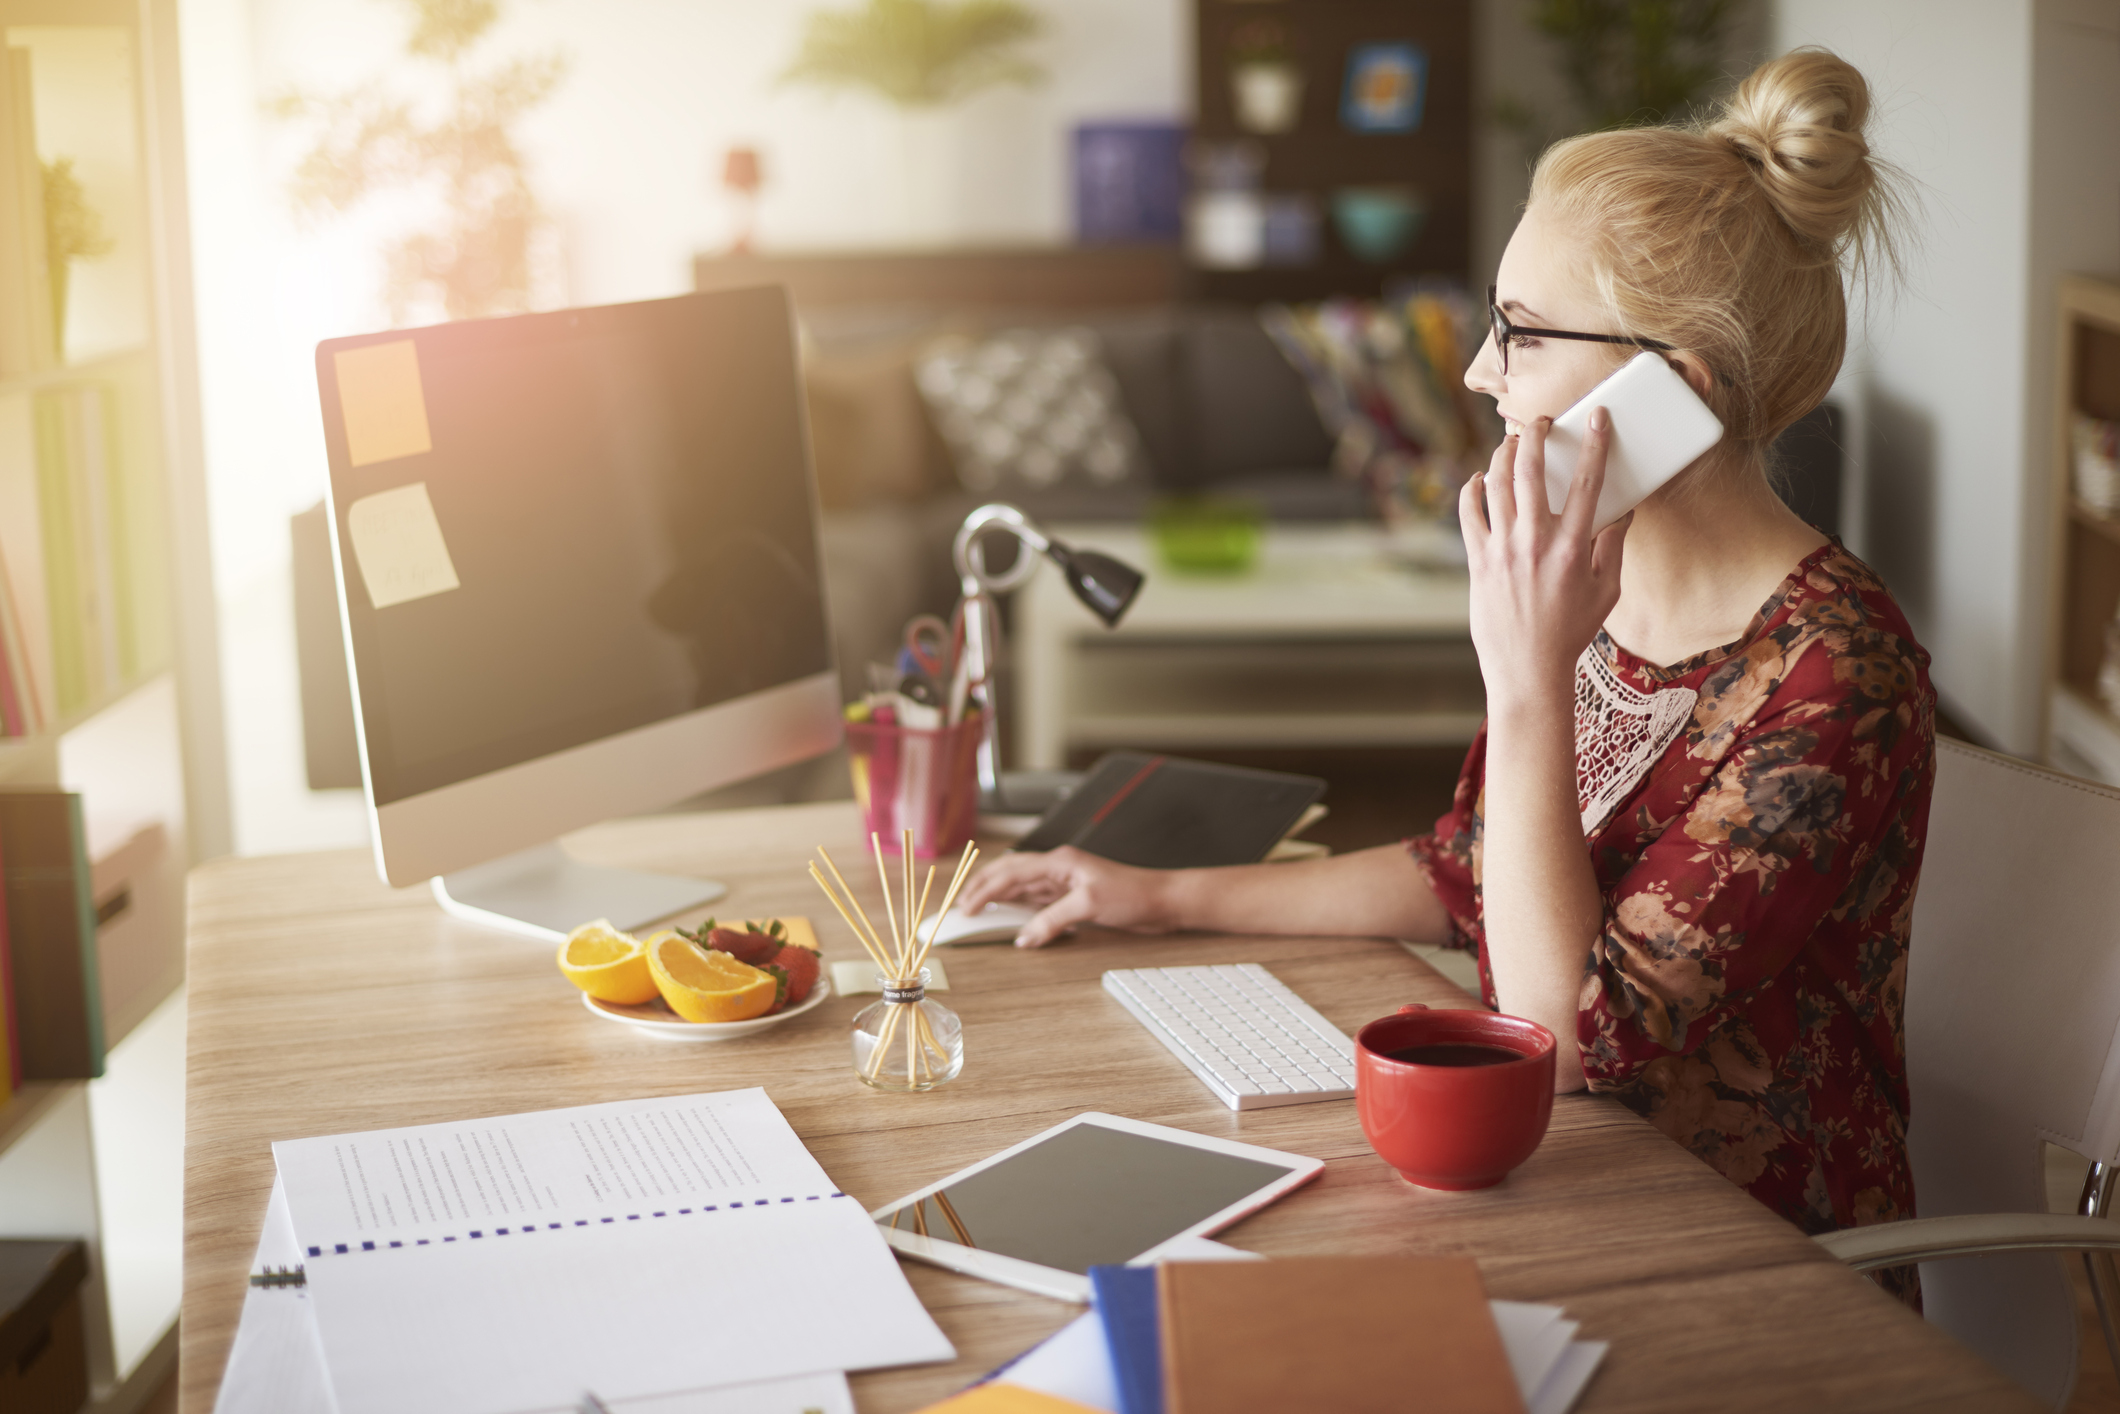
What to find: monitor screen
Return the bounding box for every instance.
[319,289,830,809]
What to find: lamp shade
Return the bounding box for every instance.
[1048,541,1143,627]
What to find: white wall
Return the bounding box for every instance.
[1773,0,2120,754]
[203,0,1189,597]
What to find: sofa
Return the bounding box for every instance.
[799,299,1371,707]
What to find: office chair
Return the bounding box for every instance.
[1814,738,2120,1408]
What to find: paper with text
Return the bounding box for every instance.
[271,1088,951,1414]
[346,482,461,610]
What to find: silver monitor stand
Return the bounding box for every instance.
[431,842,727,943]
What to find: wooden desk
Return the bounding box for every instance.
[181,803,2034,1413]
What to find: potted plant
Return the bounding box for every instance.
[1227,20,1303,135]
[783,0,1044,245]
[42,157,112,362]
[1494,0,1745,143]
[271,0,566,325]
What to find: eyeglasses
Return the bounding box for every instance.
[1487,286,1673,377]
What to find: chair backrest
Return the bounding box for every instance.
[1907,738,2120,1406]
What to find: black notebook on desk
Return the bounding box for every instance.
[1013,752,1325,869]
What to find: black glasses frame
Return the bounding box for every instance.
[1487,285,1673,376]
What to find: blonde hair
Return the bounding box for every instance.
[1527,47,1904,466]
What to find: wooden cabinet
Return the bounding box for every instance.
[2045,277,2120,781]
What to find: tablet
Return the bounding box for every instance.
[870,1112,1323,1300]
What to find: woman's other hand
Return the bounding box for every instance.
[1461,409,1631,714]
[954,846,1178,948]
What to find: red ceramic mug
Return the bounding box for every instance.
[1355,1003,1558,1190]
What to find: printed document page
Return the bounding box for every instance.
[272,1088,952,1414]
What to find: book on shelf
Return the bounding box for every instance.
[0,820,15,1103]
[0,532,42,738]
[0,790,103,1079]
[32,383,137,720]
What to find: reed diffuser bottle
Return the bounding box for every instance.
[811,832,978,1093]
[849,969,962,1092]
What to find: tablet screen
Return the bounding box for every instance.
[875,1122,1297,1275]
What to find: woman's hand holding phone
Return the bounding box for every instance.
[1460,409,1630,717]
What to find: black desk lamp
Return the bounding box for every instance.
[953,503,1145,807]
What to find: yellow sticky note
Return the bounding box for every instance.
[915,1384,1105,1414]
[346,483,461,610]
[335,340,433,468]
[829,957,950,995]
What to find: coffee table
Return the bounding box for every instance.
[1013,521,1479,770]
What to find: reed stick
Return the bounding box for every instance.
[908,843,977,965]
[870,832,906,973]
[816,847,891,962]
[908,844,980,978]
[807,864,894,977]
[901,828,916,974]
[910,861,938,963]
[865,999,907,1079]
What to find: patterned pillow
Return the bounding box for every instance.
[915,327,1148,493]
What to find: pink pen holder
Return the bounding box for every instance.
[845,714,982,859]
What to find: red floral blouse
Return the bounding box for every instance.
[1410,544,1934,1272]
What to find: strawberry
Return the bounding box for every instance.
[708,926,779,966]
[758,962,791,1014]
[763,940,820,1006]
[675,918,781,966]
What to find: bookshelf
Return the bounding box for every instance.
[1186,0,1473,303]
[0,1,221,1410]
[2045,276,2120,782]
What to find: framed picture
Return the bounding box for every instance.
[1341,42,1427,133]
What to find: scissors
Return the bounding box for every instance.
[900,608,964,681]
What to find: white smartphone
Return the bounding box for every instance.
[1540,350,1724,530]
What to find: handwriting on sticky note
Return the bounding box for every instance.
[347,483,460,610]
[335,339,433,468]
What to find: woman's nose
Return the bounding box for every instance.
[1465,331,1504,396]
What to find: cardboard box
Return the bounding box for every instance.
[0,1239,89,1414]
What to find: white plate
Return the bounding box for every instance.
[581,976,833,1042]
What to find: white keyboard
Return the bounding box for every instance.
[1102,964,1356,1111]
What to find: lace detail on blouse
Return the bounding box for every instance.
[1574,644,1697,834]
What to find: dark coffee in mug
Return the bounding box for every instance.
[1382,1042,1521,1068]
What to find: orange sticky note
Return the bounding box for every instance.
[915,1383,1105,1414]
[335,339,433,468]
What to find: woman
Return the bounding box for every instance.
[959,47,1931,1258]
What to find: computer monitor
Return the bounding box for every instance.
[315,287,841,940]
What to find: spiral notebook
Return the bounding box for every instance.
[216,1178,859,1414]
[267,1087,951,1414]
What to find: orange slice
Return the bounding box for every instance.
[645,931,778,1023]
[556,920,658,1004]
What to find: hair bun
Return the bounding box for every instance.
[1708,47,1884,258]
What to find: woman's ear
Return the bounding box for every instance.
[1667,353,1716,400]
